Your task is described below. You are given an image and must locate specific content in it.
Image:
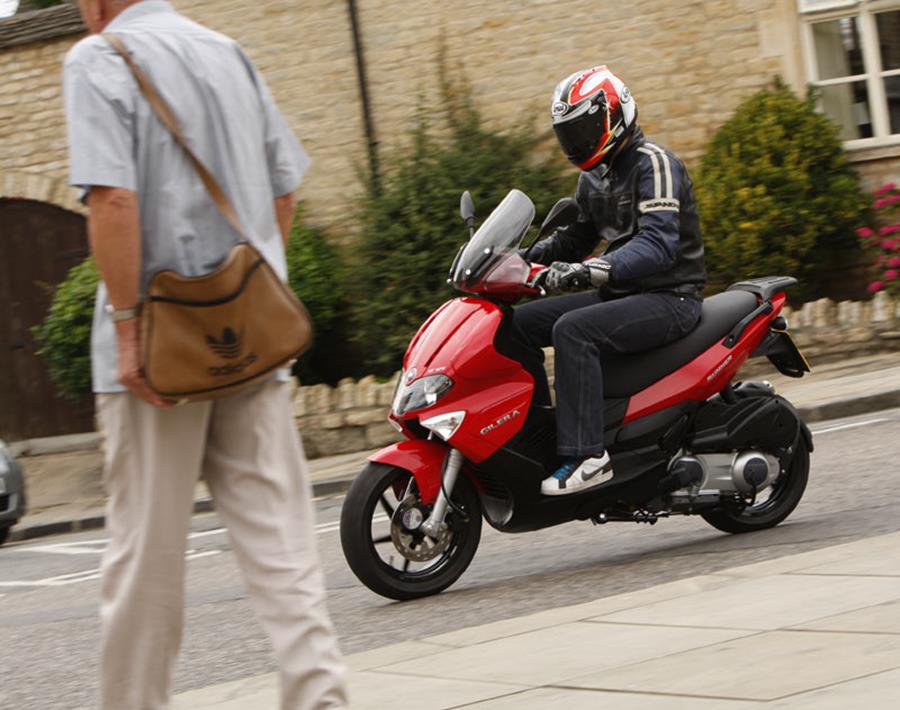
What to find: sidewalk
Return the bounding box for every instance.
[10,352,900,542]
[172,530,900,709]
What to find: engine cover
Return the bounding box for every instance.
[669,451,781,497]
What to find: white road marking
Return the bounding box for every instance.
[0,549,222,589]
[811,418,891,436]
[1,515,387,590]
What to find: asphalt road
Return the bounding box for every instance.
[3,408,900,709]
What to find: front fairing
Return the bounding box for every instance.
[393,297,534,463]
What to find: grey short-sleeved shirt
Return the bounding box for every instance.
[63,1,309,393]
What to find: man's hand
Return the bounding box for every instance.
[116,319,173,408]
[543,258,612,292]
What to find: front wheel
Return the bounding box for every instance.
[340,462,482,601]
[701,436,810,534]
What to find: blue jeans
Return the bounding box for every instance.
[510,291,702,457]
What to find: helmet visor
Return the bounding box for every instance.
[553,109,607,167]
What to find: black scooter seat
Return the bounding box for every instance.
[603,290,759,399]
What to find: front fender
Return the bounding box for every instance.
[369,439,448,504]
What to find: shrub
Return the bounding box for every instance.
[350,70,569,376]
[285,205,351,384]
[22,0,66,9]
[32,257,99,399]
[33,206,347,397]
[695,79,868,298]
[858,182,900,297]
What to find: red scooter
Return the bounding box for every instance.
[340,189,812,601]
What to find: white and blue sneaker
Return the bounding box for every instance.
[541,452,614,496]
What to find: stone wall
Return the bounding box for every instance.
[293,292,900,458]
[6,0,883,232]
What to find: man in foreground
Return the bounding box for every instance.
[65,1,348,707]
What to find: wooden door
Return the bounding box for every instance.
[0,198,94,441]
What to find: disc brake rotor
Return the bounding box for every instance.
[390,495,453,562]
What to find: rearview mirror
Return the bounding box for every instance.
[460,191,476,236]
[537,197,579,239]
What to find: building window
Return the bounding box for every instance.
[801,1,900,146]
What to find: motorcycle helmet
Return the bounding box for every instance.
[550,66,638,172]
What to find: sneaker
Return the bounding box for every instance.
[541,452,614,496]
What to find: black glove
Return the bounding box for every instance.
[543,258,612,293]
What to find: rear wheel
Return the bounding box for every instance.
[340,462,482,601]
[701,436,810,534]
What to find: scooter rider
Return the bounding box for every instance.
[513,65,706,496]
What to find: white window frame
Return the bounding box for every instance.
[800,0,900,150]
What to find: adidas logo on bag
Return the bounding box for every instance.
[206,327,243,360]
[206,327,258,377]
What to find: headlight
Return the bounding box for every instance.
[421,411,466,441]
[392,374,454,416]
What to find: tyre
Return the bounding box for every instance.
[701,436,810,534]
[0,526,10,547]
[340,461,482,601]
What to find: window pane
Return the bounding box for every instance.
[812,17,866,79]
[877,11,900,71]
[886,76,900,134]
[819,81,874,139]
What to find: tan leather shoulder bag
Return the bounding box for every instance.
[105,33,312,401]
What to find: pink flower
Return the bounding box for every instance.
[889,194,900,205]
[875,199,890,209]
[858,226,875,238]
[886,270,899,281]
[881,239,897,250]
[868,280,885,293]
[888,257,900,268]
[880,224,900,236]
[874,182,897,197]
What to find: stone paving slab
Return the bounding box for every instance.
[567,629,900,701]
[464,688,760,709]
[376,622,750,688]
[591,573,900,630]
[766,666,900,708]
[169,530,900,709]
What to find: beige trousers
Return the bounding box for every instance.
[96,381,348,710]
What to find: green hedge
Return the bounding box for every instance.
[348,74,569,376]
[284,206,350,384]
[695,80,867,298]
[32,257,99,399]
[33,206,349,396]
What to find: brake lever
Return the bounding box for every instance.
[526,269,548,296]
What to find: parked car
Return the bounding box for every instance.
[0,439,26,546]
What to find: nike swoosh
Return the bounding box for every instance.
[581,467,602,481]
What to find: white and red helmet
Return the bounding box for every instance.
[550,66,638,171]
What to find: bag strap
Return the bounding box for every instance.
[103,33,245,238]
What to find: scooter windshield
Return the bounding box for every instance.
[449,189,535,294]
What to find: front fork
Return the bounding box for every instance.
[419,448,465,538]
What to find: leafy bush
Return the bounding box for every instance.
[285,205,351,384]
[350,71,569,376]
[22,0,66,10]
[858,182,900,297]
[32,257,99,399]
[33,206,348,397]
[695,79,868,298]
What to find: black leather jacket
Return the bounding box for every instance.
[530,128,706,299]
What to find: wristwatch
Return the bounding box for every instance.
[104,304,140,323]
